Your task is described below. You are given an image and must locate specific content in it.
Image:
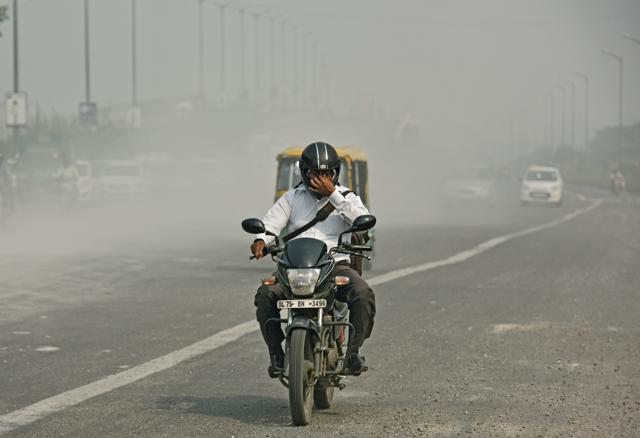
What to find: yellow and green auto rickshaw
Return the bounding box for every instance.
[274,146,374,271]
[274,146,370,206]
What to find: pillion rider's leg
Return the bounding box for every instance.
[334,264,376,349]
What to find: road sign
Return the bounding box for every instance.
[5,92,28,127]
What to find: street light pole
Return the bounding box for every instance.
[548,92,555,150]
[269,16,276,104]
[197,0,204,99]
[280,18,287,94]
[239,8,247,99]
[311,40,318,105]
[12,0,19,94]
[561,79,576,148]
[621,34,640,148]
[602,50,624,150]
[217,3,227,103]
[131,0,137,107]
[292,25,299,100]
[84,0,91,102]
[558,85,566,146]
[250,11,260,93]
[571,72,590,150]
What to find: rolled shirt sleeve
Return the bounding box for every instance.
[328,187,370,225]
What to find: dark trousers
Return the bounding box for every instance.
[254,264,376,351]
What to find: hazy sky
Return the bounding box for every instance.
[1,0,639,149]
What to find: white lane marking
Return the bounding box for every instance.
[34,346,60,352]
[368,199,602,286]
[0,320,258,434]
[0,199,602,435]
[491,323,549,334]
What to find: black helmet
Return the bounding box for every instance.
[299,142,341,190]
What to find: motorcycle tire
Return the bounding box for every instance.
[289,328,314,426]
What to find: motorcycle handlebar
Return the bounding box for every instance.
[249,246,282,260]
[333,249,372,261]
[343,244,373,252]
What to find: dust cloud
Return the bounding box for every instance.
[0,0,638,257]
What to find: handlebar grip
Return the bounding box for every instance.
[343,244,372,252]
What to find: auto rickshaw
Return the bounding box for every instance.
[274,146,374,271]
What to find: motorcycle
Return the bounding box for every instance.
[612,174,626,196]
[241,214,376,426]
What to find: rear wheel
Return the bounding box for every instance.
[289,329,314,425]
[313,385,334,409]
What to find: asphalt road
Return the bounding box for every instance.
[0,189,638,437]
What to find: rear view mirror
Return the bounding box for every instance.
[350,215,376,233]
[241,218,266,234]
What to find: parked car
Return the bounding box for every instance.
[98,161,146,199]
[12,147,65,202]
[520,165,563,206]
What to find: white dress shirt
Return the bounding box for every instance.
[255,185,370,263]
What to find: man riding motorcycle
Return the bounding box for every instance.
[252,142,376,377]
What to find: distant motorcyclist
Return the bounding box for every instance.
[609,167,626,195]
[252,142,376,377]
[55,154,80,204]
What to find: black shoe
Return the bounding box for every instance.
[344,352,368,376]
[267,346,285,378]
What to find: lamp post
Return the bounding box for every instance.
[83,0,91,103]
[622,33,640,46]
[602,49,624,150]
[548,92,555,150]
[131,0,137,107]
[269,15,276,103]
[292,25,299,101]
[197,0,204,99]
[12,0,19,94]
[558,84,566,147]
[561,79,576,148]
[280,18,288,95]
[571,72,590,150]
[239,8,247,99]
[216,2,229,104]
[249,11,260,93]
[621,34,639,141]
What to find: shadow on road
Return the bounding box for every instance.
[156,394,292,426]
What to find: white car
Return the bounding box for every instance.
[98,161,146,199]
[520,165,563,206]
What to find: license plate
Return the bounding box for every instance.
[277,299,327,309]
[531,192,550,199]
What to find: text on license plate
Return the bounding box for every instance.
[277,299,327,309]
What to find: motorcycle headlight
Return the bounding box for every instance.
[287,269,321,296]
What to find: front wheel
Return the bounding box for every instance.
[289,328,314,426]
